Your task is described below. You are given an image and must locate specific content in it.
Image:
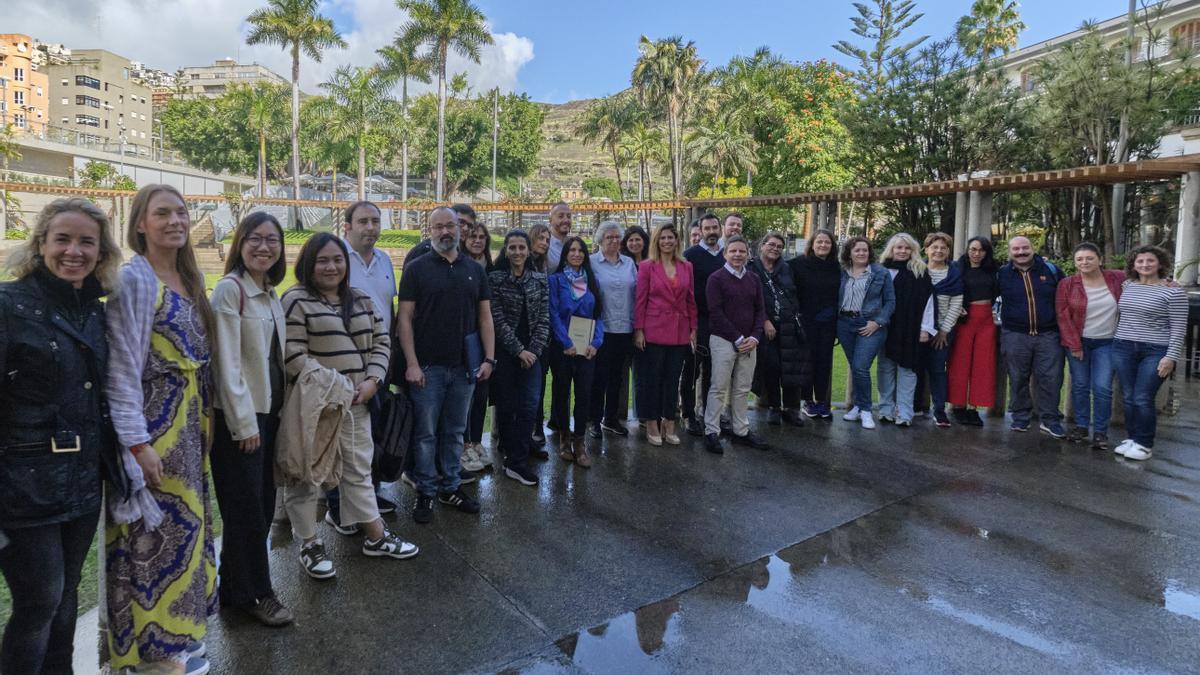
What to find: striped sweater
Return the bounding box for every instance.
[282,286,390,385]
[1113,282,1189,361]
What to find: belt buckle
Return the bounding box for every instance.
[51,435,81,454]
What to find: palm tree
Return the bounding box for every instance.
[0,124,22,237]
[397,0,493,202]
[688,108,757,194]
[226,82,289,196]
[311,66,399,200]
[576,93,638,201]
[377,36,433,227]
[245,0,346,223]
[631,35,703,200]
[620,124,665,227]
[956,0,1025,65]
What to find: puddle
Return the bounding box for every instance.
[1164,579,1200,622]
[925,596,1071,656]
[555,598,682,672]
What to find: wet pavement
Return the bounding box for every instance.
[205,382,1200,674]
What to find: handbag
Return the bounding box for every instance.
[371,386,414,483]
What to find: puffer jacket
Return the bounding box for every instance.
[0,265,128,528]
[750,257,811,388]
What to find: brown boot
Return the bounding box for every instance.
[573,436,592,468]
[558,441,575,462]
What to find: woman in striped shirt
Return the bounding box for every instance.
[1111,245,1189,461]
[280,233,418,579]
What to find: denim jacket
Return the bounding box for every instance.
[838,263,896,327]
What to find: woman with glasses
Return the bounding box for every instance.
[460,221,494,473]
[947,237,999,426]
[749,232,806,426]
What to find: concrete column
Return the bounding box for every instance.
[1175,171,1200,286]
[953,191,969,257]
[967,191,993,241]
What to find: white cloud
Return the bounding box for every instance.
[9,0,534,95]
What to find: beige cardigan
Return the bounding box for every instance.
[211,271,288,440]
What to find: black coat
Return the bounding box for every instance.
[750,258,811,389]
[0,265,128,528]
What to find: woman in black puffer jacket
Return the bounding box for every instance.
[0,198,128,674]
[750,232,809,427]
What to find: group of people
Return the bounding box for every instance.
[0,190,1190,674]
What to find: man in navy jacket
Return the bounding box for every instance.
[997,236,1066,437]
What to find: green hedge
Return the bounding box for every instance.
[221,229,422,249]
[4,229,27,240]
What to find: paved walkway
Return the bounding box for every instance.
[86,382,1200,673]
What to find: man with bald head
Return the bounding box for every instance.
[996,235,1066,437]
[545,202,572,270]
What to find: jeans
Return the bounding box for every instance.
[493,356,542,471]
[800,319,837,405]
[635,343,687,421]
[550,343,596,437]
[0,509,98,674]
[921,333,954,413]
[876,355,917,422]
[837,316,887,412]
[409,365,475,497]
[211,411,278,607]
[706,335,756,435]
[1067,337,1115,434]
[1112,339,1169,448]
[589,332,634,425]
[1001,330,1064,425]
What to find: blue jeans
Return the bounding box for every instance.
[1067,337,1115,434]
[493,356,542,471]
[837,316,887,412]
[876,355,917,422]
[921,333,953,413]
[1112,339,1168,448]
[409,365,475,497]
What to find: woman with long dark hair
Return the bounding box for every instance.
[876,233,932,427]
[790,228,840,420]
[750,232,807,426]
[948,236,999,426]
[488,230,550,485]
[621,225,649,267]
[209,212,293,626]
[549,236,605,467]
[527,223,552,451]
[837,236,895,429]
[279,233,418,580]
[104,184,218,672]
[1,199,127,674]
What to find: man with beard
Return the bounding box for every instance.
[682,213,726,436]
[997,235,1066,437]
[397,207,495,524]
[545,202,573,270]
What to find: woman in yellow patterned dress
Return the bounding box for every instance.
[104,185,216,675]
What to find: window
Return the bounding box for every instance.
[13,91,24,106]
[13,67,24,82]
[36,87,43,96]
[61,97,69,105]
[75,114,100,127]
[1174,20,1200,51]
[14,113,25,128]
[61,117,69,124]
[76,75,100,89]
[122,67,129,79]
[139,130,146,138]
[75,95,100,108]
[1020,71,1038,93]
[60,79,68,86]
[118,94,123,104]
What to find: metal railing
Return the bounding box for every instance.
[12,123,189,167]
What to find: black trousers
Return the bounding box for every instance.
[212,411,279,608]
[680,320,713,420]
[0,509,98,674]
[466,376,489,444]
[550,342,596,437]
[800,319,837,405]
[589,332,633,426]
[493,356,542,471]
[635,343,688,421]
[756,336,802,409]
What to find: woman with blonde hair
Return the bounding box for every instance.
[875,233,932,427]
[0,198,127,674]
[104,184,217,674]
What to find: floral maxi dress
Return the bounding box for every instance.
[106,285,217,669]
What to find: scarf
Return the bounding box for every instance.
[931,261,964,297]
[565,268,588,300]
[883,259,932,369]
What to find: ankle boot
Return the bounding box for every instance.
[573,436,592,468]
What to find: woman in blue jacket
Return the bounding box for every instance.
[549,236,605,467]
[836,236,896,429]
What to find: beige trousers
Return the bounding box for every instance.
[282,404,378,540]
[705,335,757,436]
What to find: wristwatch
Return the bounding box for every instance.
[484,357,498,367]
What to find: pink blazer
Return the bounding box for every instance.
[634,259,698,346]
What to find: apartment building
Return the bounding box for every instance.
[178,58,287,98]
[0,34,50,135]
[45,48,153,151]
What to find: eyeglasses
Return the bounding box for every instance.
[244,235,282,248]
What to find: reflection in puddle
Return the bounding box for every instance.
[556,599,682,672]
[925,596,1069,656]
[1164,579,1200,621]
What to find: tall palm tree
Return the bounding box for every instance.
[311,66,399,200]
[620,124,665,227]
[576,93,638,201]
[226,82,289,196]
[245,0,346,223]
[956,0,1025,65]
[397,0,493,202]
[631,35,702,200]
[377,36,434,227]
[0,124,22,237]
[688,107,758,194]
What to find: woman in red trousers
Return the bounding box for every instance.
[948,236,998,426]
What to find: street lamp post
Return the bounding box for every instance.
[491,88,500,228]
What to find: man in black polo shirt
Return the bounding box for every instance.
[682,213,725,436]
[397,206,496,524]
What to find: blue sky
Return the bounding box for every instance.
[328,0,1133,103]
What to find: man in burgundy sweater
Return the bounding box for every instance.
[704,236,770,452]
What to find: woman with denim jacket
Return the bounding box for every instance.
[1054,242,1126,451]
[0,198,127,674]
[836,237,896,429]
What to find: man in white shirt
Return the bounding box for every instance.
[344,201,397,335]
[546,202,572,270]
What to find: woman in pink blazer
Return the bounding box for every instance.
[633,223,698,445]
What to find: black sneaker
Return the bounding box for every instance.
[1091,432,1109,451]
[530,447,550,460]
[587,422,602,439]
[299,541,335,579]
[720,418,733,433]
[375,494,397,515]
[438,489,481,514]
[601,420,629,437]
[1066,426,1089,443]
[730,431,770,450]
[933,410,951,428]
[767,409,782,426]
[783,410,805,427]
[362,529,419,559]
[413,495,434,524]
[532,429,546,445]
[459,468,479,485]
[324,511,359,536]
[704,433,724,454]
[504,465,538,486]
[685,418,705,437]
[965,409,985,427]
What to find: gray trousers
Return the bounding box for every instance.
[1000,329,1064,425]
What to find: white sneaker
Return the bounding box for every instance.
[1123,443,1153,461]
[843,406,861,421]
[1114,439,1133,456]
[860,412,876,430]
[460,443,486,472]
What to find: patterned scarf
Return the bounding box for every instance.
[565,268,588,300]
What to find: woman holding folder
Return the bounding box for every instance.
[549,236,605,467]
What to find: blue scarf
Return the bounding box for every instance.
[564,268,588,300]
[932,260,964,297]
